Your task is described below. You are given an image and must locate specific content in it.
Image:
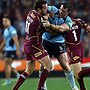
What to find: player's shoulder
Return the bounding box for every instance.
[27,10,38,18]
[66,16,71,19]
[9,26,16,31]
[64,16,72,22]
[72,18,81,25]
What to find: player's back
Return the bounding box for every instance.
[65,19,85,64]
[65,19,83,45]
[25,10,45,44]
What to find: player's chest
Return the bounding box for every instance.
[4,29,10,39]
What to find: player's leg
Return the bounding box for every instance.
[12,60,36,90]
[10,51,20,78]
[78,68,90,78]
[37,55,52,90]
[11,66,20,78]
[39,39,53,90]
[2,51,20,86]
[4,58,20,79]
[70,62,81,79]
[68,44,87,90]
[52,42,78,90]
[70,62,86,90]
[2,58,12,86]
[39,64,47,90]
[57,53,78,90]
[78,67,90,90]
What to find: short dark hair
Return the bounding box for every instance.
[3,15,11,20]
[62,2,73,11]
[34,0,47,10]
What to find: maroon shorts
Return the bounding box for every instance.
[24,43,48,61]
[67,43,84,65]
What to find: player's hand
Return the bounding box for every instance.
[44,21,50,28]
[41,19,50,28]
[16,49,21,57]
[43,15,49,20]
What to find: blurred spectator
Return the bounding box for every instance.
[14,9,25,37]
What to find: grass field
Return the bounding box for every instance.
[0,77,90,90]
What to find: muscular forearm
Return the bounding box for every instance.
[0,40,5,50]
[13,35,19,50]
[49,23,70,33]
[15,41,19,51]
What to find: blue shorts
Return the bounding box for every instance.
[42,39,66,58]
[4,51,17,59]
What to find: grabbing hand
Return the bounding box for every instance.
[41,18,50,28]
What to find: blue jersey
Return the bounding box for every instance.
[4,26,17,51]
[42,15,73,43]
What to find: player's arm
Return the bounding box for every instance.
[86,25,90,32]
[43,16,72,33]
[12,35,19,51]
[12,35,21,56]
[42,17,70,33]
[49,23,70,33]
[0,39,5,51]
[77,19,90,32]
[11,28,21,57]
[13,35,21,57]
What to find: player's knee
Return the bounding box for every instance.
[25,69,31,75]
[5,59,9,63]
[5,59,12,65]
[25,67,34,75]
[47,63,52,71]
[63,65,71,72]
[51,63,54,71]
[40,64,44,71]
[75,73,79,79]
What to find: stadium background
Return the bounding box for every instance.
[0,0,90,77]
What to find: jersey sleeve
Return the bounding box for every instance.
[10,27,17,37]
[77,19,88,29]
[25,11,40,35]
[65,16,73,28]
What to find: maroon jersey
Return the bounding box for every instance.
[25,10,46,44]
[65,19,88,45]
[24,10,48,61]
[65,19,88,64]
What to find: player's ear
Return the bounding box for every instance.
[68,11,71,14]
[37,8,42,13]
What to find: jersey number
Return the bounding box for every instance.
[25,20,30,34]
[25,16,33,34]
[72,30,77,41]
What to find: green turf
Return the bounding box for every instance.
[0,77,90,90]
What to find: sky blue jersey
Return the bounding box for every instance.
[4,26,17,51]
[42,15,73,43]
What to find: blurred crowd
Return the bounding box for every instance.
[0,0,90,58]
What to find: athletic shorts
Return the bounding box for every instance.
[4,51,17,59]
[24,43,48,61]
[42,39,66,58]
[66,43,84,65]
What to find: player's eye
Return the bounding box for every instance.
[61,9,66,13]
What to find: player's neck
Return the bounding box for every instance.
[6,25,11,28]
[36,10,42,17]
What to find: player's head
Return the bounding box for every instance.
[47,6,59,18]
[2,15,11,28]
[34,0,47,16]
[59,2,72,18]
